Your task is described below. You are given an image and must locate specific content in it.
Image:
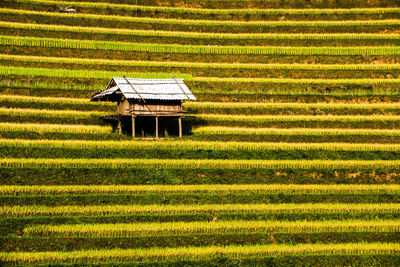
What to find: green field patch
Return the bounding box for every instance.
[3,35,400,55]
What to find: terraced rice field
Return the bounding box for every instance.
[0,0,400,266]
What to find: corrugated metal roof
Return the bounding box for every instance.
[92,78,196,101]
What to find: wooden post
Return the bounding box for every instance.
[131,116,135,137]
[155,116,159,138]
[178,117,182,138]
[118,116,122,135]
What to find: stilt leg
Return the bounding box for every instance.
[155,116,159,138]
[178,117,182,138]
[131,116,135,137]
[118,116,122,135]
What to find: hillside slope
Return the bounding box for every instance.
[0,0,400,265]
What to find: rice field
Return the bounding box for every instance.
[1,0,400,265]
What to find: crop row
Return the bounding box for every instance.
[3,95,400,112]
[1,158,400,170]
[0,122,111,134]
[6,61,399,80]
[3,95,400,116]
[0,94,111,106]
[2,184,399,206]
[192,114,400,129]
[11,0,400,16]
[3,161,396,184]
[0,108,104,118]
[2,66,400,85]
[0,79,100,92]
[2,139,400,152]
[0,94,115,111]
[23,219,400,238]
[192,77,400,84]
[0,65,191,80]
[194,114,400,121]
[5,94,400,111]
[193,126,400,137]
[1,114,400,136]
[2,184,399,195]
[4,141,400,160]
[14,0,399,9]
[2,203,400,217]
[4,54,400,71]
[3,21,400,42]
[2,81,399,106]
[185,101,400,115]
[0,107,108,125]
[3,35,400,56]
[3,8,400,28]
[1,243,399,265]
[2,78,399,103]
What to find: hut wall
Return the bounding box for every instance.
[117,99,182,115]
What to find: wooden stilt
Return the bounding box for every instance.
[131,116,135,137]
[155,116,159,138]
[118,116,122,135]
[178,117,182,138]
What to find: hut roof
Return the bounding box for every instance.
[91,77,196,102]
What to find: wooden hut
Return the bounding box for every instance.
[91,77,196,137]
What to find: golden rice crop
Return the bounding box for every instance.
[2,8,400,28]
[12,0,400,16]
[23,219,400,237]
[185,101,400,110]
[1,66,398,84]
[193,126,400,136]
[0,122,112,134]
[0,66,192,80]
[194,114,400,122]
[2,35,400,56]
[3,54,400,71]
[191,77,400,83]
[2,203,399,217]
[1,158,399,170]
[1,243,399,264]
[0,107,107,118]
[2,139,400,152]
[3,21,400,41]
[2,184,399,195]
